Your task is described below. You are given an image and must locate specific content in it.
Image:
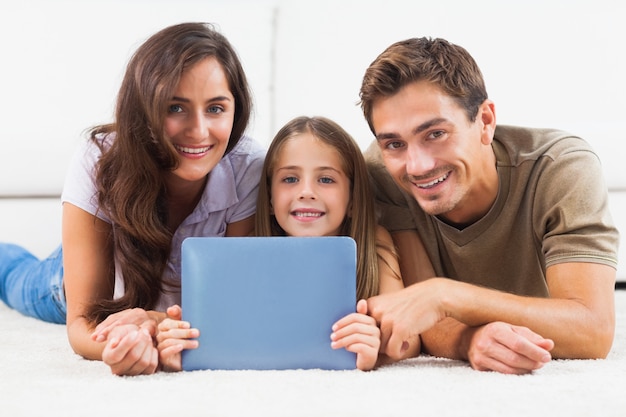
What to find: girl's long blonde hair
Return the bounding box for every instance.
[255,116,397,299]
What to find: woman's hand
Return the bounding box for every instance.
[330,299,381,371]
[101,322,159,375]
[91,308,157,343]
[90,307,161,375]
[156,305,200,372]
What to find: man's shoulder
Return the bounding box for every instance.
[363,139,384,166]
[494,125,595,166]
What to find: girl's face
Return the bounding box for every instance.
[270,133,351,237]
[164,57,235,186]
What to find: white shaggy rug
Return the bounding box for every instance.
[2,291,625,417]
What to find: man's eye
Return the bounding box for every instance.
[429,130,446,140]
[385,141,404,150]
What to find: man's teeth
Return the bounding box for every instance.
[175,145,211,154]
[417,173,449,189]
[294,212,322,217]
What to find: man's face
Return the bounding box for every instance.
[371,80,497,227]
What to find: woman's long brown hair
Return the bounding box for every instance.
[84,22,252,324]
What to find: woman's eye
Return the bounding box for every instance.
[168,104,183,113]
[208,105,224,114]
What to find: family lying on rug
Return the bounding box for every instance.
[0,22,619,376]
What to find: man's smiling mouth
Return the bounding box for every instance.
[415,172,450,189]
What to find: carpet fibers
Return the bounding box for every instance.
[2,291,625,417]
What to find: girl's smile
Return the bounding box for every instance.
[270,133,351,237]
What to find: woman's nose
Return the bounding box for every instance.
[186,112,210,140]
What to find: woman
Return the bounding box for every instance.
[0,22,265,375]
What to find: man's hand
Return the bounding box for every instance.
[466,322,554,374]
[367,279,448,360]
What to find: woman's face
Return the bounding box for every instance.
[163,57,235,186]
[270,133,351,237]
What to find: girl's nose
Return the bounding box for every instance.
[298,179,316,200]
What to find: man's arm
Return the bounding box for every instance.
[419,262,615,360]
[370,230,616,372]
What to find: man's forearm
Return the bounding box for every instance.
[426,271,615,360]
[420,317,474,361]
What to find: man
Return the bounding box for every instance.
[360,37,619,374]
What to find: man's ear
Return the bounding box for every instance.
[479,99,496,145]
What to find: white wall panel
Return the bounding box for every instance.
[0,0,276,195]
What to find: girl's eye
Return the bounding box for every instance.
[168,104,183,114]
[319,177,334,184]
[282,176,298,184]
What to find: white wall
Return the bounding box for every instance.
[1,0,624,278]
[0,0,276,196]
[272,0,626,190]
[1,0,624,195]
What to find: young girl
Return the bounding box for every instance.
[157,116,421,371]
[0,22,265,376]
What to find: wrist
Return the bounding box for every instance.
[430,277,456,320]
[455,325,477,361]
[147,310,166,323]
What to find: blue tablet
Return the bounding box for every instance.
[181,236,357,371]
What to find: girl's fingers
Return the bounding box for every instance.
[332,320,379,341]
[158,318,191,332]
[332,312,376,332]
[331,326,380,350]
[156,326,199,344]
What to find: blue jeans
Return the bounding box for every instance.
[0,243,66,324]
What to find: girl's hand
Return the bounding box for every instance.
[330,299,381,371]
[92,308,156,343]
[101,323,159,376]
[156,305,200,372]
